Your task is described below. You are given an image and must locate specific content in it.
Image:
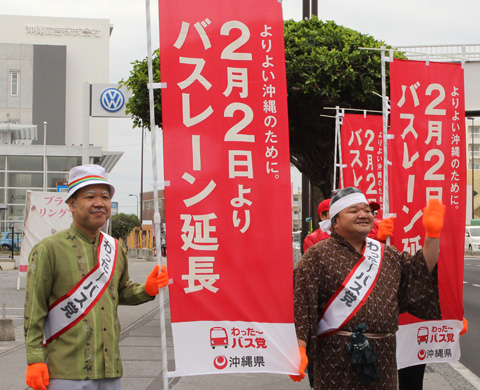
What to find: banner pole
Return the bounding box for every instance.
[338,108,345,189]
[381,46,391,246]
[333,106,339,191]
[333,107,345,191]
[145,1,169,389]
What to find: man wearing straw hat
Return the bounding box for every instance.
[290,187,444,389]
[24,164,169,390]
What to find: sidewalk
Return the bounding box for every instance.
[0,258,472,389]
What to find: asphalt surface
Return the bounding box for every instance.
[0,258,478,389]
[460,255,480,377]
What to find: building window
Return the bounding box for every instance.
[8,172,43,188]
[10,71,19,96]
[7,188,27,204]
[47,172,69,188]
[47,156,82,171]
[470,145,480,162]
[469,126,480,135]
[7,156,43,171]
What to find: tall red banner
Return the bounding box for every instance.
[389,59,465,368]
[340,113,384,219]
[159,0,298,376]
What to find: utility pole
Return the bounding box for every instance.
[300,0,318,252]
[302,0,318,19]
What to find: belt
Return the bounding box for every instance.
[336,330,394,339]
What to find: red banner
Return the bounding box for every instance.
[389,59,465,368]
[159,0,298,376]
[340,113,384,219]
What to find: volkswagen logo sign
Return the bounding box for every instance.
[100,88,125,112]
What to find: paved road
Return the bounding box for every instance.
[1,259,479,389]
[461,255,480,378]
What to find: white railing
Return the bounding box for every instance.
[394,44,480,62]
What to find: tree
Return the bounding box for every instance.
[111,213,141,242]
[119,17,401,226]
[119,49,162,130]
[284,16,401,211]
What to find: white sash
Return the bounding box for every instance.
[317,237,384,337]
[43,232,118,345]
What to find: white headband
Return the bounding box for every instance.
[320,192,369,232]
[329,192,369,219]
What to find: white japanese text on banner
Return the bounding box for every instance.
[159,0,299,376]
[389,59,465,368]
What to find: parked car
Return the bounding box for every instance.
[465,226,480,252]
[0,231,22,251]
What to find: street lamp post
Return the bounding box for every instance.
[129,194,139,219]
[43,121,47,191]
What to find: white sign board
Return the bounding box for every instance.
[90,83,132,118]
[18,191,72,275]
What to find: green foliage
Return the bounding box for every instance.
[111,213,141,240]
[119,50,162,130]
[285,17,386,105]
[284,16,403,210]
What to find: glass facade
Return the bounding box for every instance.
[7,188,27,204]
[47,156,82,171]
[47,172,69,188]
[0,155,83,231]
[8,156,43,171]
[8,172,43,188]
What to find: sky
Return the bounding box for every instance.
[1,0,479,215]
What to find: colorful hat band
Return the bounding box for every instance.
[68,175,107,191]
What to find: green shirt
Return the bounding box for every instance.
[24,224,154,379]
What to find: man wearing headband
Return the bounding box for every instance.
[290,187,444,389]
[304,198,388,255]
[24,164,169,390]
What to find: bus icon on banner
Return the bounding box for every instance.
[210,327,228,349]
[417,326,429,344]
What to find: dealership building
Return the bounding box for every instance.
[0,15,123,230]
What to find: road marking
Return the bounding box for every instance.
[450,361,480,389]
[464,281,469,284]
[472,284,480,288]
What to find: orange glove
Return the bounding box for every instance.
[145,264,169,296]
[26,363,49,390]
[377,217,394,242]
[422,198,446,238]
[460,318,469,336]
[289,346,308,382]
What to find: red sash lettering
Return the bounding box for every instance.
[317,237,384,337]
[43,232,117,345]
